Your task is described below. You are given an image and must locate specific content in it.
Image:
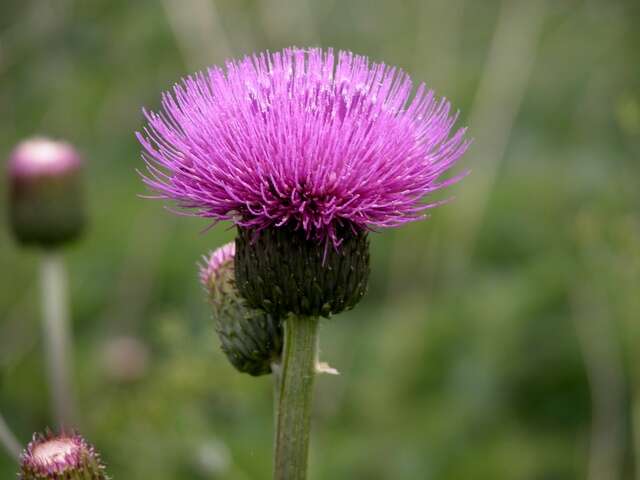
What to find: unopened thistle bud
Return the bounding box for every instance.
[7,137,85,248]
[200,242,283,376]
[19,431,107,480]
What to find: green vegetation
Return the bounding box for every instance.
[1,0,639,478]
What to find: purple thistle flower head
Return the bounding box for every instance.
[19,430,107,479]
[137,47,470,247]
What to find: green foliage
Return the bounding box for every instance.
[1,0,639,478]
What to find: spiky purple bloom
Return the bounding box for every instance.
[19,431,107,479]
[138,47,470,246]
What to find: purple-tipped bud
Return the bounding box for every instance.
[200,242,237,298]
[19,431,107,480]
[7,137,86,248]
[201,242,283,376]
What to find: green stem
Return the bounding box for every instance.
[0,411,21,461]
[274,315,319,480]
[271,360,282,449]
[40,252,75,428]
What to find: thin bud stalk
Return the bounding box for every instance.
[40,252,75,427]
[274,315,319,480]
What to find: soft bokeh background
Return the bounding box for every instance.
[1,0,639,478]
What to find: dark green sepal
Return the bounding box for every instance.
[214,301,283,376]
[234,225,370,318]
[205,249,283,376]
[9,170,85,249]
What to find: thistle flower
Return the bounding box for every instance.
[7,137,85,248]
[201,242,283,376]
[138,47,470,316]
[19,431,107,480]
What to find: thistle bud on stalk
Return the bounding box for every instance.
[200,242,283,376]
[7,137,85,249]
[19,431,107,480]
[6,137,85,427]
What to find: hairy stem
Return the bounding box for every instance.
[40,252,75,428]
[274,315,318,480]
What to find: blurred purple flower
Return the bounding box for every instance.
[137,47,470,246]
[8,138,81,178]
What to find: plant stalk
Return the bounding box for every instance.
[271,361,282,430]
[0,411,21,461]
[274,315,319,480]
[40,251,75,428]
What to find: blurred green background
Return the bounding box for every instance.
[1,0,639,478]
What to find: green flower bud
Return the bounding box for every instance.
[7,138,86,248]
[200,242,283,376]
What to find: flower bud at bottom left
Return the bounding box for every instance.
[19,430,108,480]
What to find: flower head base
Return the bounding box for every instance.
[7,137,85,248]
[201,242,283,376]
[19,431,107,480]
[138,47,470,247]
[235,224,369,317]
